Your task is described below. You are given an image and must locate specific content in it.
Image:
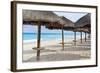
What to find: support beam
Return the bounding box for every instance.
[62,26,64,50]
[85,32,86,42]
[74,31,76,45]
[80,32,82,43]
[37,22,41,61]
[88,33,90,38]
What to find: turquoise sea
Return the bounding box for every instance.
[23,32,84,41]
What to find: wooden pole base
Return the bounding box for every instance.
[37,50,40,61]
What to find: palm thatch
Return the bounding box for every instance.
[61,16,75,30]
[75,13,91,33]
[75,13,91,28]
[23,10,63,27]
[46,16,75,30]
[61,16,74,27]
[74,28,89,33]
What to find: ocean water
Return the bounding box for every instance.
[23,32,83,41]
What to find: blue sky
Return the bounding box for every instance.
[23,11,87,33]
[54,12,87,22]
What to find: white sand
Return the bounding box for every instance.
[22,38,91,62]
[23,38,73,51]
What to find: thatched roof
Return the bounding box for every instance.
[23,10,61,25]
[75,13,91,28]
[74,28,89,33]
[61,16,74,27]
[46,16,75,30]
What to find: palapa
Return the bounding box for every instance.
[45,16,75,49]
[75,13,91,43]
[75,13,91,28]
[23,10,63,27]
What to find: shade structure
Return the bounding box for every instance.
[61,16,74,28]
[54,16,75,43]
[75,13,91,33]
[75,13,91,43]
[46,16,75,30]
[58,16,75,50]
[74,28,89,33]
[23,10,64,27]
[75,13,91,28]
[46,16,75,48]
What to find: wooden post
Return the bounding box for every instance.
[74,31,76,45]
[85,32,86,42]
[80,32,82,43]
[62,26,64,50]
[88,33,90,38]
[37,22,41,61]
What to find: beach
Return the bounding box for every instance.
[22,37,91,62]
